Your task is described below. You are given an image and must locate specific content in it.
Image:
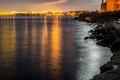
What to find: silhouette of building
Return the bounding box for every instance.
[101,0,106,12]
[101,0,120,12]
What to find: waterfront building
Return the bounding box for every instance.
[101,0,106,12]
[101,0,120,12]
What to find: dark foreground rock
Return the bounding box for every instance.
[100,62,113,74]
[86,22,120,80]
[92,68,120,80]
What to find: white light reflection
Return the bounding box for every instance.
[74,22,111,80]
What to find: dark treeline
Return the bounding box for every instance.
[74,10,120,23]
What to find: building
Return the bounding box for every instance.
[101,0,120,12]
[101,0,106,12]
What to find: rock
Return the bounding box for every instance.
[110,38,120,52]
[88,30,94,33]
[92,75,104,80]
[84,36,89,40]
[96,35,104,41]
[112,50,120,55]
[100,62,113,74]
[92,68,120,80]
[110,51,120,65]
[88,22,120,80]
[96,39,106,46]
[105,33,118,47]
[84,35,96,40]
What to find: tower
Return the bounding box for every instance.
[102,0,104,4]
[101,0,106,12]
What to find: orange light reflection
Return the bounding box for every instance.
[40,16,49,70]
[50,16,62,79]
[0,18,17,79]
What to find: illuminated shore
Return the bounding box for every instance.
[88,23,120,80]
[0,11,84,16]
[73,10,120,80]
[0,11,63,16]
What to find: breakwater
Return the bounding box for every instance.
[85,22,120,80]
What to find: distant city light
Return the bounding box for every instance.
[0,10,86,16]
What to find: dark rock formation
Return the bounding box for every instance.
[85,22,120,80]
[110,38,120,52]
[92,68,120,80]
[100,62,113,74]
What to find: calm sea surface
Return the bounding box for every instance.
[0,16,111,80]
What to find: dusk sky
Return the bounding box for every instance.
[0,0,101,11]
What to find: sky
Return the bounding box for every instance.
[0,0,101,11]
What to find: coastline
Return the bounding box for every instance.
[84,22,120,80]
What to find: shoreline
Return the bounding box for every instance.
[84,22,120,80]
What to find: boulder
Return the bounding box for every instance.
[110,38,120,52]
[100,62,113,74]
[96,39,106,47]
[105,33,118,47]
[110,51,120,65]
[92,68,120,80]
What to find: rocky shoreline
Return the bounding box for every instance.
[84,22,120,80]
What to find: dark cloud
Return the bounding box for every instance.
[56,0,100,10]
[62,0,99,6]
[0,0,57,4]
[0,0,101,11]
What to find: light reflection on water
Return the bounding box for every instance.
[0,16,111,80]
[0,18,17,80]
[50,16,62,79]
[74,22,111,80]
